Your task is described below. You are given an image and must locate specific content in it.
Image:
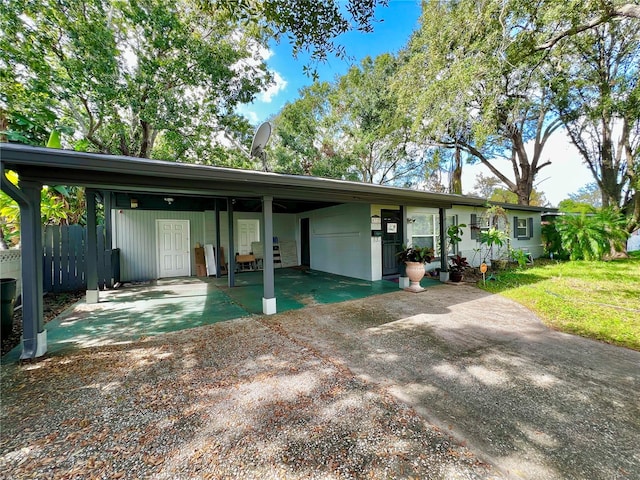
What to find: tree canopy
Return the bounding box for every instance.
[208,0,388,77]
[1,0,386,162]
[268,54,437,186]
[394,0,564,205]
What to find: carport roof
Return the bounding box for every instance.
[1,143,492,209]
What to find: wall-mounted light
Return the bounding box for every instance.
[164,197,174,205]
[407,217,416,224]
[130,199,138,209]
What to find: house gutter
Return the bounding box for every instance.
[1,144,486,209]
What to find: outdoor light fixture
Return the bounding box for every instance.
[407,217,416,224]
[130,199,138,209]
[164,197,174,205]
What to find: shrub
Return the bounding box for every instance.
[555,209,629,261]
[541,222,569,259]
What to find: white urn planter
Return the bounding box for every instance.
[404,261,426,292]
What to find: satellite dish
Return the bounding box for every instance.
[250,122,272,171]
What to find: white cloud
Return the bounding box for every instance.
[259,46,274,62]
[236,105,259,124]
[259,71,287,103]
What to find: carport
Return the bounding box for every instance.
[1,143,485,359]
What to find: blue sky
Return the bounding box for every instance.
[237,0,422,124]
[237,0,594,206]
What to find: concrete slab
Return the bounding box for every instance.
[2,269,429,361]
[211,268,433,313]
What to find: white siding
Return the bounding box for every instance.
[303,203,372,280]
[0,250,22,298]
[203,211,297,261]
[405,205,543,268]
[113,210,205,281]
[628,230,640,252]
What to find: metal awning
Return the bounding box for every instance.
[1,143,488,209]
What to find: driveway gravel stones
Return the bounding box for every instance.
[1,316,497,479]
[2,282,638,479]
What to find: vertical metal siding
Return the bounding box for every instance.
[203,211,297,259]
[113,210,205,281]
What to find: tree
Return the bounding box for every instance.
[394,0,563,205]
[489,188,548,207]
[205,0,388,78]
[558,184,603,214]
[329,54,425,185]
[269,82,356,179]
[557,199,598,214]
[471,173,503,199]
[569,183,603,207]
[470,172,549,205]
[1,0,273,161]
[533,2,640,51]
[547,16,640,233]
[270,54,435,187]
[0,171,87,248]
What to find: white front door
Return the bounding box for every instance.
[237,219,260,254]
[157,220,191,278]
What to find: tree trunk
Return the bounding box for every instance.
[0,109,7,143]
[139,120,153,158]
[511,127,533,205]
[599,118,622,208]
[450,146,462,194]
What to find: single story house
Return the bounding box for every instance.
[1,144,546,359]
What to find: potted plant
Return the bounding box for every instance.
[446,223,467,282]
[479,227,508,269]
[397,245,434,292]
[448,254,469,282]
[446,223,466,249]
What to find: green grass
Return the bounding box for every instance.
[478,251,640,350]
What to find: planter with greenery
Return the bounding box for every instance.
[479,227,509,269]
[448,254,470,282]
[446,223,467,282]
[397,245,434,292]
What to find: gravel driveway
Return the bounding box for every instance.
[1,283,638,479]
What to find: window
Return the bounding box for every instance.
[513,216,533,240]
[470,213,489,240]
[410,214,458,255]
[411,214,436,251]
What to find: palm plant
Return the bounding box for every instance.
[555,209,629,261]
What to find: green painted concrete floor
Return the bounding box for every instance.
[3,269,440,360]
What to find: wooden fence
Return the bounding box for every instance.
[42,225,120,292]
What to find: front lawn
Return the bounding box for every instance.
[478,252,640,350]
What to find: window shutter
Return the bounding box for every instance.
[528,217,534,240]
[470,214,477,240]
[513,216,519,238]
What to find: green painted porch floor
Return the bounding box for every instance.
[3,269,439,360]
